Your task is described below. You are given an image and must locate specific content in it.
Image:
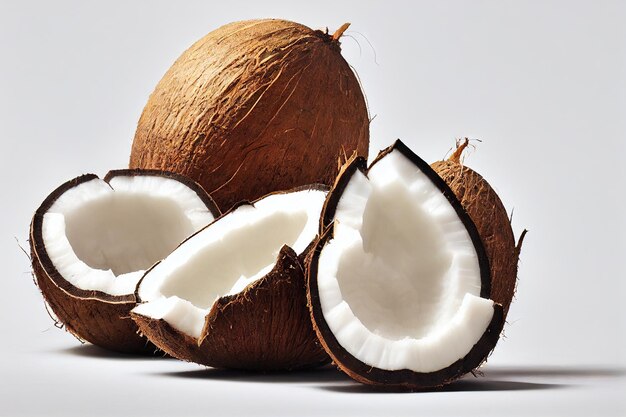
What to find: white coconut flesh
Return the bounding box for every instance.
[133,189,327,339]
[41,175,215,296]
[317,150,495,373]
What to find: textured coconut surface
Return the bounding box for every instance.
[130,19,369,211]
[431,140,526,320]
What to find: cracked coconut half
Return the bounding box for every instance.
[307,141,505,390]
[131,186,330,370]
[30,170,219,353]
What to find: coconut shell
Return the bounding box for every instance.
[307,141,505,390]
[431,140,526,319]
[132,245,329,370]
[129,19,369,211]
[29,170,219,354]
[31,252,146,352]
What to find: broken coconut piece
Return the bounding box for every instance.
[131,186,330,370]
[30,170,219,353]
[307,140,504,389]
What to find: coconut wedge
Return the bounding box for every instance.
[30,170,219,353]
[131,186,330,370]
[307,141,504,390]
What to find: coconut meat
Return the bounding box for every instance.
[133,189,327,339]
[41,175,215,296]
[317,149,495,373]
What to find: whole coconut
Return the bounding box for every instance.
[431,139,526,319]
[130,19,369,211]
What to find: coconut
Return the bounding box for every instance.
[307,140,504,390]
[431,139,526,318]
[131,186,330,370]
[129,19,369,211]
[29,170,219,353]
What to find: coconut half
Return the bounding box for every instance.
[131,186,330,370]
[307,141,504,389]
[30,170,219,353]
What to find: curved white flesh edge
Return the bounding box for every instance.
[133,189,327,339]
[41,175,215,296]
[317,149,495,373]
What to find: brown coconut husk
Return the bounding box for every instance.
[431,139,527,319]
[130,19,369,211]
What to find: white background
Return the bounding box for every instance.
[1,1,624,416]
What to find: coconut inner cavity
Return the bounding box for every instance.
[336,181,456,340]
[134,189,326,338]
[41,175,215,296]
[317,149,494,372]
[65,194,194,276]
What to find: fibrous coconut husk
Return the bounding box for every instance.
[431,139,527,318]
[132,245,329,370]
[130,19,369,211]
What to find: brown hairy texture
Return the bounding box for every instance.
[307,140,505,390]
[29,171,219,354]
[431,139,526,318]
[132,246,329,370]
[31,253,148,352]
[130,19,369,212]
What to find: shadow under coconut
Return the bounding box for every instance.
[316,365,626,394]
[481,366,626,379]
[316,378,565,394]
[155,365,351,384]
[154,366,562,392]
[59,344,170,361]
